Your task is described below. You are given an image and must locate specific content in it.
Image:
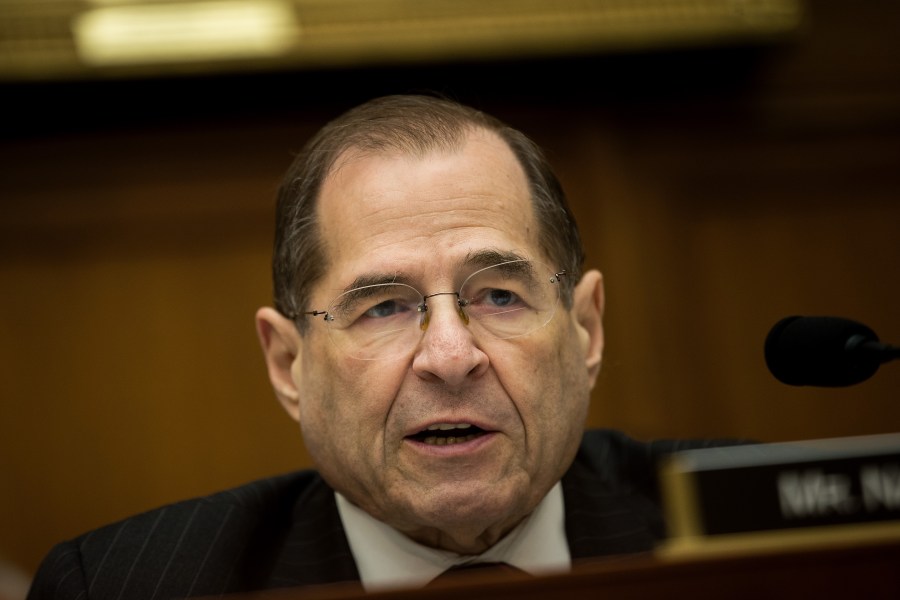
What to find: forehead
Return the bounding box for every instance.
[315,129,541,290]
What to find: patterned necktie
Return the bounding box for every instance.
[428,562,528,586]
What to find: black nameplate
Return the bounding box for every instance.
[662,433,900,538]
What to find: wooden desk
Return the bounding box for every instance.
[227,533,900,600]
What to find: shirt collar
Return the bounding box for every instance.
[335,482,571,592]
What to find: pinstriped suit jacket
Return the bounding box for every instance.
[27,430,735,599]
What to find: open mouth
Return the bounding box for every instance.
[407,423,488,446]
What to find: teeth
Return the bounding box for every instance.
[422,434,480,446]
[426,423,472,431]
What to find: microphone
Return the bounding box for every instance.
[765,316,900,387]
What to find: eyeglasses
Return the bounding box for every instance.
[295,260,566,360]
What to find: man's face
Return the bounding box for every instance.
[285,129,599,553]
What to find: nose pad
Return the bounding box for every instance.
[419,293,469,331]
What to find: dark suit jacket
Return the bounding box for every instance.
[27,429,738,599]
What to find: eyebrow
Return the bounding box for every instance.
[342,272,415,294]
[336,248,533,296]
[460,248,530,270]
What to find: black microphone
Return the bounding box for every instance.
[765,316,900,387]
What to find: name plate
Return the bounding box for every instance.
[660,433,900,548]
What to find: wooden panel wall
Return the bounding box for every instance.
[1,0,898,579]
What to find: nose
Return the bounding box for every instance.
[412,294,489,386]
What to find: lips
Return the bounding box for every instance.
[407,423,488,446]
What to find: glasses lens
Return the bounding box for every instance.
[320,262,562,360]
[325,283,422,360]
[459,260,561,339]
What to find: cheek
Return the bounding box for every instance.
[501,327,590,445]
[295,352,405,453]
[552,334,593,445]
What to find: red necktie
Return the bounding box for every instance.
[428,562,527,586]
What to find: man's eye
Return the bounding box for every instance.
[364,300,408,318]
[486,289,518,307]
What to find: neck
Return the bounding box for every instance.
[401,516,526,555]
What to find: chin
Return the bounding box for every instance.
[405,478,532,532]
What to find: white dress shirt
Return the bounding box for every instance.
[335,482,571,591]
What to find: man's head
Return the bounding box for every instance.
[271,95,585,330]
[256,94,604,554]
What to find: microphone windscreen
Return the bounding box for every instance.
[765,316,881,387]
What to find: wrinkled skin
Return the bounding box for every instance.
[256,128,604,554]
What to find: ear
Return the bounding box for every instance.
[255,307,303,422]
[571,270,605,388]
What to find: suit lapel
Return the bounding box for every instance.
[562,446,664,561]
[265,475,362,590]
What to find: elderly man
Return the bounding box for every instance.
[28,95,719,599]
